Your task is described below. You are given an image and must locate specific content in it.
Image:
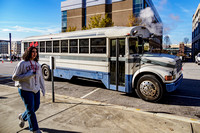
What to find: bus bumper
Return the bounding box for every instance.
[165,74,183,92]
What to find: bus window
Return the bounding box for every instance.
[46,41,52,53]
[91,38,106,54]
[61,40,68,53]
[119,39,125,56]
[129,38,137,54]
[79,39,89,53]
[53,41,59,53]
[110,39,125,57]
[69,39,78,53]
[24,42,29,51]
[40,41,45,52]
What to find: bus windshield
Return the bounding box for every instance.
[129,38,150,55]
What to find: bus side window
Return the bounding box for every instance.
[129,38,137,54]
[69,39,78,53]
[91,38,106,54]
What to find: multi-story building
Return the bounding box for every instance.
[61,0,162,31]
[0,40,9,54]
[11,41,21,56]
[192,3,200,60]
[61,0,162,48]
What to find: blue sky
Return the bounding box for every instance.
[0,0,199,44]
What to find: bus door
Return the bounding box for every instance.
[110,38,125,91]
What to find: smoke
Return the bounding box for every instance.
[139,7,163,36]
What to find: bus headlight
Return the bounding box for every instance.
[165,75,176,81]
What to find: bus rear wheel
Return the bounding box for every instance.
[136,75,163,102]
[42,65,51,81]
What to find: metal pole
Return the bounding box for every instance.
[50,56,55,102]
[116,39,119,91]
[9,33,11,61]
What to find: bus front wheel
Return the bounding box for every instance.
[136,75,164,102]
[42,65,51,81]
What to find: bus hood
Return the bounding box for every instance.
[141,53,180,67]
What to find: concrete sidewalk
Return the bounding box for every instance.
[0,85,200,133]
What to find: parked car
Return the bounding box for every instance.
[195,53,200,65]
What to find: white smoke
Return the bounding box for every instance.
[139,7,163,36]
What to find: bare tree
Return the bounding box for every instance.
[183,37,189,44]
[163,35,171,48]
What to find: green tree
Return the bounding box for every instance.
[66,26,77,32]
[85,14,114,30]
[127,13,142,27]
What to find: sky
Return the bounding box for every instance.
[0,0,199,44]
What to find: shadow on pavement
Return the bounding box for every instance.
[54,77,106,88]
[40,128,80,133]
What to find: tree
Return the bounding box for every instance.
[183,37,189,44]
[163,35,171,48]
[127,13,142,27]
[84,14,114,30]
[66,26,77,32]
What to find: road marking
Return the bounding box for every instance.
[170,95,200,100]
[81,88,100,99]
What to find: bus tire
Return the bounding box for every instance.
[136,74,163,102]
[42,65,51,81]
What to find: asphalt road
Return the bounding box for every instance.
[0,61,200,119]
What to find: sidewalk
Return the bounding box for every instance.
[0,85,200,133]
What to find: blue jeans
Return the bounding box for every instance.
[18,88,40,131]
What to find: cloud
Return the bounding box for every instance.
[169,14,180,21]
[155,0,168,11]
[176,4,190,13]
[1,25,60,34]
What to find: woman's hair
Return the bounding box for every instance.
[22,46,39,62]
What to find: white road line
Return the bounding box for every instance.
[170,95,200,100]
[81,88,100,99]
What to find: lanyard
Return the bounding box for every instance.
[29,61,37,85]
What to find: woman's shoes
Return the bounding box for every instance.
[18,113,25,128]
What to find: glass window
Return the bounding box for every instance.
[53,41,59,53]
[61,40,68,53]
[69,39,78,53]
[40,41,45,52]
[110,39,116,57]
[119,39,125,56]
[46,41,52,53]
[129,38,137,54]
[79,39,89,53]
[91,38,106,54]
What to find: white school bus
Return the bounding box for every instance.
[21,26,183,102]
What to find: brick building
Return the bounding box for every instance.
[61,0,162,31]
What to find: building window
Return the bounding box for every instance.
[79,39,89,53]
[62,11,67,32]
[69,39,78,53]
[61,40,68,53]
[91,38,106,54]
[53,41,59,53]
[46,41,52,53]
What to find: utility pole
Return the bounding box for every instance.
[9,33,11,61]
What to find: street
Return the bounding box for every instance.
[0,61,200,119]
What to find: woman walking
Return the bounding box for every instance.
[12,46,45,133]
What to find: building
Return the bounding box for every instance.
[61,0,163,49]
[0,40,21,60]
[164,43,192,57]
[192,3,200,60]
[61,0,162,31]
[0,40,9,60]
[11,41,21,57]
